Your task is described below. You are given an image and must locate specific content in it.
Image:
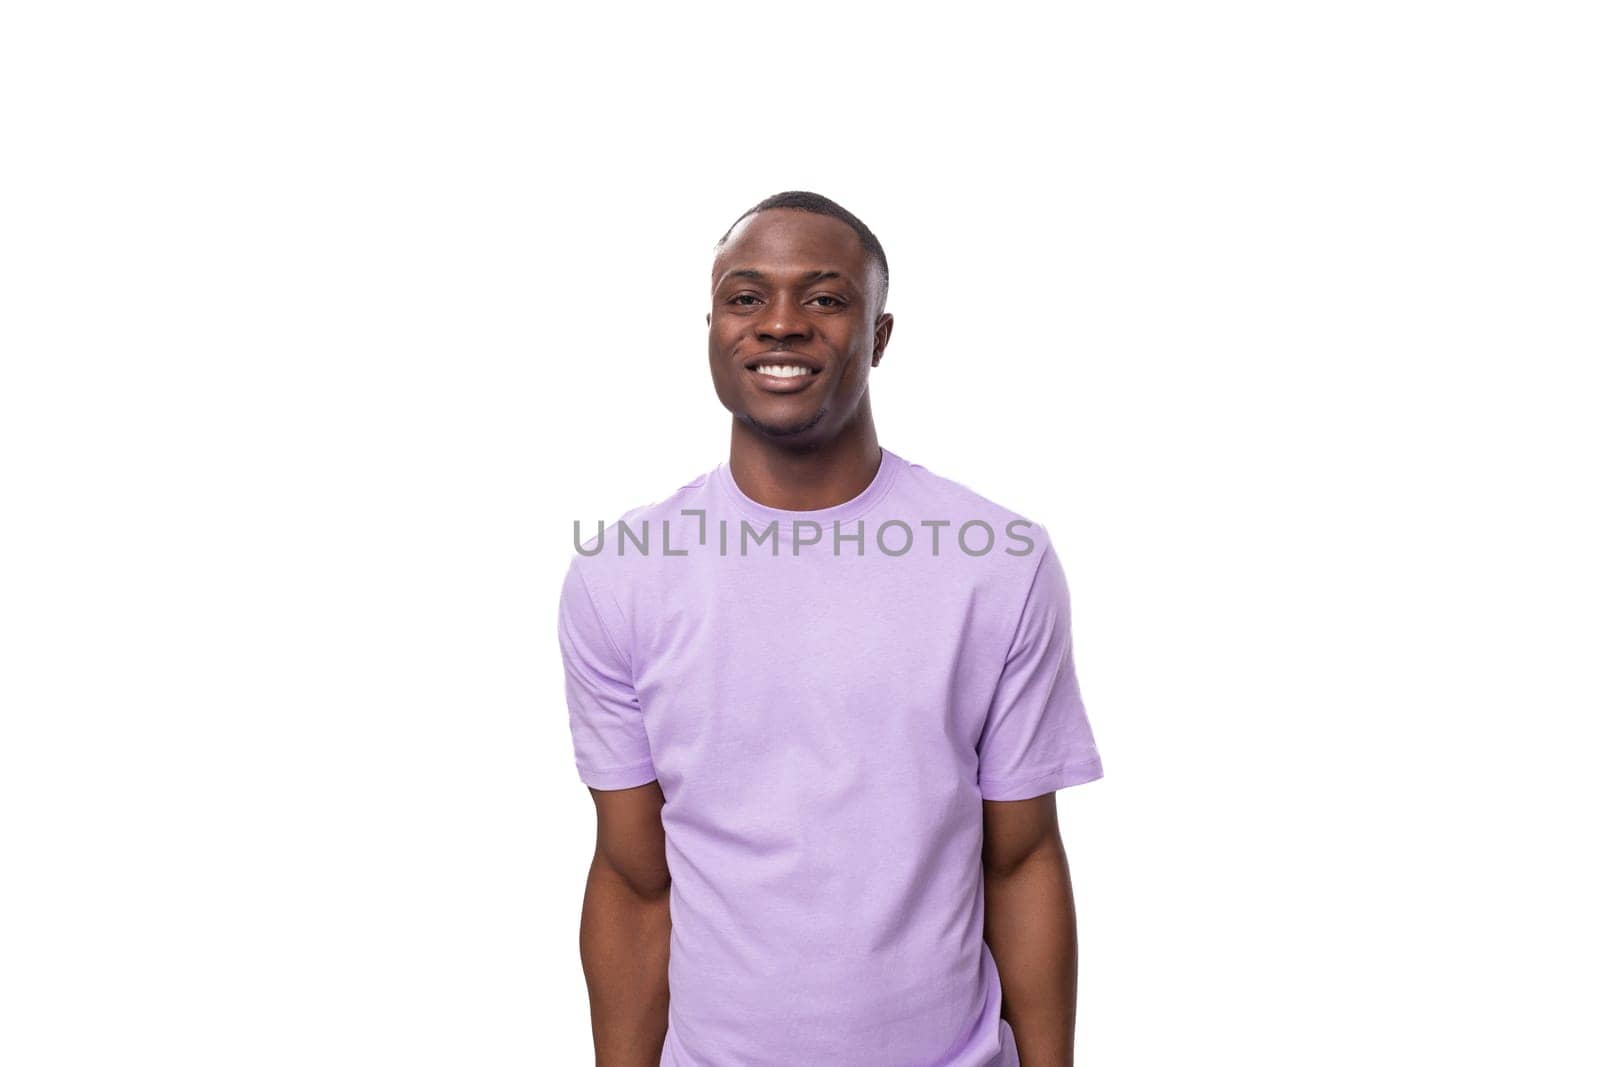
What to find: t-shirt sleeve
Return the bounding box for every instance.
[976,536,1104,801]
[556,558,658,791]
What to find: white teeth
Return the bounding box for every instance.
[755,364,813,378]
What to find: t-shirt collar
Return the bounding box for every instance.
[712,446,905,532]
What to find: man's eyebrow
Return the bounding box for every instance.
[721,269,849,284]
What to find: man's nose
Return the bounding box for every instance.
[755,294,812,345]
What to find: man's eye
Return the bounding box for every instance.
[811,296,845,308]
[729,294,761,306]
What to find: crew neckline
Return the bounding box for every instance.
[713,446,905,530]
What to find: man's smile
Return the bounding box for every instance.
[745,352,823,392]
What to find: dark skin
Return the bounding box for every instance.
[579,208,1082,1066]
[706,207,892,510]
[581,781,671,1067]
[982,789,1084,1065]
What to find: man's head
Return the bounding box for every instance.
[707,191,894,446]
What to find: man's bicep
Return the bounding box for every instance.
[589,779,670,898]
[976,537,1104,801]
[557,559,658,790]
[981,793,1061,877]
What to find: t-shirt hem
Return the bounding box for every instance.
[978,754,1104,801]
[577,758,658,791]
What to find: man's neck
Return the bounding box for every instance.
[726,418,882,513]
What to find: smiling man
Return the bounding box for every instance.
[558,191,1105,1066]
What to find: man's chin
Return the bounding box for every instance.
[740,406,827,440]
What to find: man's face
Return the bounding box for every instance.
[707,209,892,444]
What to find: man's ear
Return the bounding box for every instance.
[871,312,895,367]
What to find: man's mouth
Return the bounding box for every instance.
[752,363,817,379]
[743,353,823,393]
[744,353,823,379]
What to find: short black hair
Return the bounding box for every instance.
[716,191,890,315]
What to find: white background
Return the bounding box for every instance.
[3,2,1596,1064]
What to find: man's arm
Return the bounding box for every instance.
[982,792,1080,1066]
[581,779,671,1067]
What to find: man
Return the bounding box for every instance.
[557,191,1104,1066]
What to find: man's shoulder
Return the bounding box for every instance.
[564,464,717,584]
[890,451,1055,554]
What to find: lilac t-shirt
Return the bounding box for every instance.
[557,446,1103,1067]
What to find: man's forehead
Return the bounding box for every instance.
[713,209,869,280]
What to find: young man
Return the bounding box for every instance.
[557,191,1104,1067]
